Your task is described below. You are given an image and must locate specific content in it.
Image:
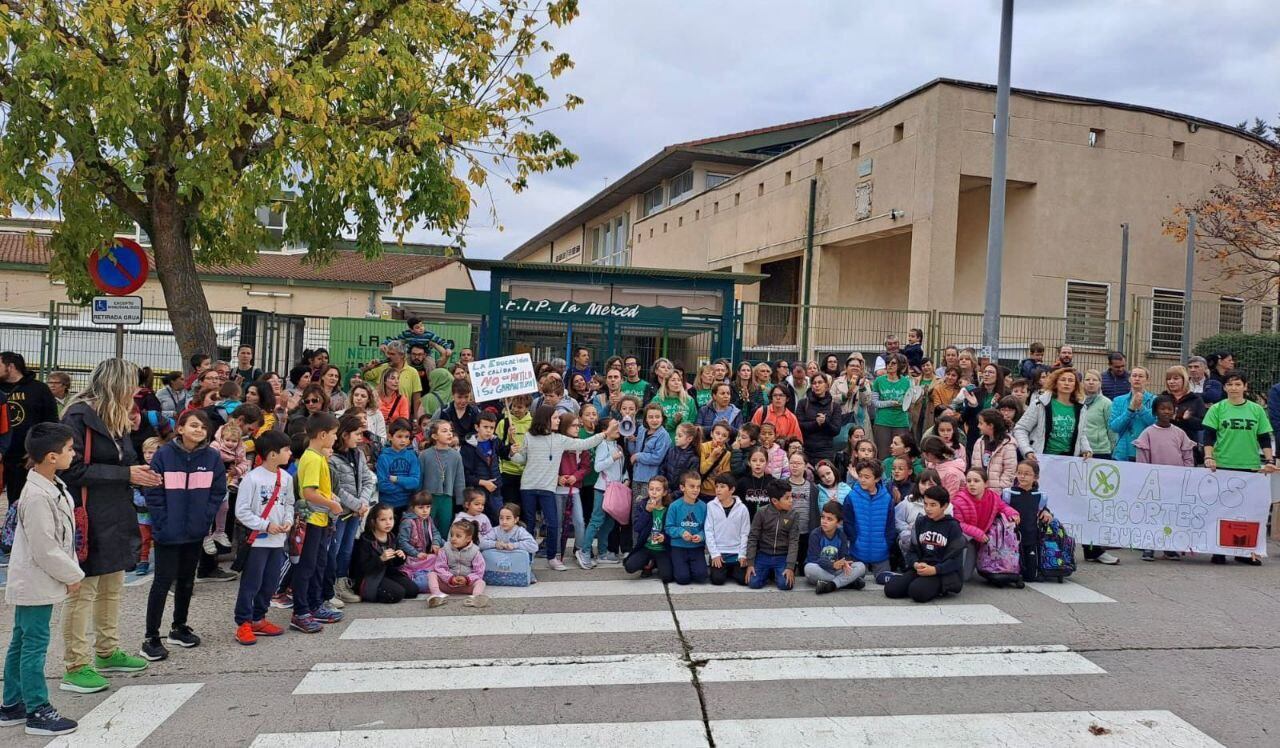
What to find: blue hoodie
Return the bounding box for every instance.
[665,498,708,549]
[376,446,422,508]
[842,479,895,564]
[146,440,227,545]
[806,526,852,573]
[631,425,672,484]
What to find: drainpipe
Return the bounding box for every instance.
[800,178,817,360]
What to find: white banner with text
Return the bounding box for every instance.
[468,353,538,402]
[1039,455,1270,557]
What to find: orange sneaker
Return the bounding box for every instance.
[250,619,284,637]
[235,621,256,646]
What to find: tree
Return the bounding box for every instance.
[0,0,581,364]
[1163,147,1280,303]
[1235,116,1278,144]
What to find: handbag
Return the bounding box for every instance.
[603,478,632,525]
[74,426,92,563]
[287,518,308,564]
[245,471,283,546]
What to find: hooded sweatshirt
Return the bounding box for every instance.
[145,439,227,545]
[664,497,708,549]
[906,513,967,574]
[842,479,895,564]
[420,369,454,421]
[704,496,750,560]
[0,372,57,461]
[397,513,444,556]
[796,388,840,460]
[497,410,533,476]
[375,445,421,508]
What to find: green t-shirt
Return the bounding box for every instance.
[621,378,650,401]
[653,394,696,437]
[646,506,668,551]
[872,376,911,428]
[695,388,714,408]
[1204,399,1272,470]
[1046,399,1077,456]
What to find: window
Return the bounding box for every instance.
[814,158,824,175]
[734,192,740,206]
[851,141,861,159]
[713,202,719,215]
[1172,141,1186,160]
[1064,281,1110,348]
[1262,305,1275,332]
[642,185,665,217]
[1219,296,1244,333]
[893,123,904,142]
[668,170,693,203]
[1235,155,1245,169]
[705,172,731,189]
[591,213,629,266]
[1150,289,1185,354]
[1088,128,1105,148]
[757,182,764,197]
[784,171,792,186]
[256,205,287,238]
[678,216,684,228]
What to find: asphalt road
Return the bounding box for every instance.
[2,543,1277,747]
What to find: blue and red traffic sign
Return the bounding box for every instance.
[88,237,150,295]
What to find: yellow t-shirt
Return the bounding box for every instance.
[296,448,332,528]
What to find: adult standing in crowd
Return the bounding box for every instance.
[832,353,873,440]
[620,356,655,404]
[231,345,262,384]
[1186,355,1223,404]
[870,353,914,458]
[1080,370,1114,459]
[1108,367,1155,463]
[1100,352,1131,400]
[797,373,840,464]
[46,371,73,417]
[1,352,59,508]
[60,358,161,694]
[1205,351,1234,388]
[361,341,423,419]
[1163,365,1206,449]
[156,372,188,421]
[873,335,902,376]
[1050,345,1074,371]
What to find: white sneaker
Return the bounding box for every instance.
[597,552,622,565]
[327,596,345,609]
[574,549,595,570]
[1094,552,1120,565]
[201,535,217,555]
[211,531,231,548]
[548,558,568,572]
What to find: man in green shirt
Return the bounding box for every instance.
[621,356,655,404]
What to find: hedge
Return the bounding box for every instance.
[1193,333,1280,392]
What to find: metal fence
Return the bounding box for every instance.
[0,302,330,389]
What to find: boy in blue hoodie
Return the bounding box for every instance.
[376,419,422,523]
[142,411,226,662]
[842,459,896,577]
[804,501,866,594]
[665,472,709,585]
[461,411,504,524]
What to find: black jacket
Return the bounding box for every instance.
[436,403,483,441]
[460,437,504,493]
[0,373,58,461]
[349,532,410,600]
[906,514,966,576]
[796,390,841,463]
[60,402,142,577]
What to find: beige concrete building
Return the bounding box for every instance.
[508,79,1274,361]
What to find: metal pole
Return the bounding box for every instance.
[1180,214,1196,361]
[1117,223,1129,354]
[800,178,818,361]
[982,0,1014,358]
[114,324,124,359]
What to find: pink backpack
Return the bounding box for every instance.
[977,514,1021,580]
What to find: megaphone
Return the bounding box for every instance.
[618,416,637,438]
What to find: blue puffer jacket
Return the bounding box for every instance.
[146,440,227,545]
[842,480,896,564]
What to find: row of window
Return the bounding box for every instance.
[1065,280,1261,354]
[640,170,733,219]
[590,213,629,267]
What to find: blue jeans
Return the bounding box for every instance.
[521,489,558,560]
[235,547,286,624]
[579,488,615,558]
[325,515,361,596]
[293,525,333,616]
[670,546,709,585]
[749,552,792,590]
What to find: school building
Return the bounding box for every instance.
[505,78,1275,366]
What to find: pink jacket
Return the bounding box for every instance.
[933,457,969,498]
[212,425,249,487]
[951,488,1017,542]
[429,542,485,584]
[971,436,1018,490]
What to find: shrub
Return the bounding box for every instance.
[1193,333,1280,394]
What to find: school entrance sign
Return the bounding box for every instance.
[1039,455,1270,557]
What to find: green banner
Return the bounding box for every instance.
[329,317,473,382]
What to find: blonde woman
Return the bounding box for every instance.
[651,370,697,438]
[59,359,162,693]
[344,380,386,443]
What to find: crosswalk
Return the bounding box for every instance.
[45,570,1225,747]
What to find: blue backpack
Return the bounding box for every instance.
[1037,518,1076,581]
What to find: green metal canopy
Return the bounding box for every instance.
[462,259,768,285]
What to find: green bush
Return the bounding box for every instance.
[1193,333,1280,393]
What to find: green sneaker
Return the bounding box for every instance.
[59,666,110,694]
[95,649,149,673]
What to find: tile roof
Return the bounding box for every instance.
[0,230,458,287]
[673,108,871,148]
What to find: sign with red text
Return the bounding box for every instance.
[1039,455,1271,557]
[468,353,537,402]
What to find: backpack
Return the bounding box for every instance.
[1037,518,1077,582]
[976,514,1023,587]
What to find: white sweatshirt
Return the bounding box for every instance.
[704,496,751,560]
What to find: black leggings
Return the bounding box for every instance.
[147,541,202,638]
[884,569,962,603]
[359,572,419,604]
[709,561,747,586]
[623,547,673,582]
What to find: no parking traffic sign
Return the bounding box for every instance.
[88,237,150,295]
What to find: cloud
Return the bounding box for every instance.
[410,1,1280,288]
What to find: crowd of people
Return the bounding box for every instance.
[0,323,1276,736]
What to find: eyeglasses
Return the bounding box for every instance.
[305,397,323,404]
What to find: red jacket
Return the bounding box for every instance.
[951,487,1017,542]
[751,406,803,442]
[557,448,590,494]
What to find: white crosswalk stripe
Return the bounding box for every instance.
[1026,579,1117,603]
[46,683,203,748]
[251,720,710,748]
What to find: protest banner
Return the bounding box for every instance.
[329,318,472,382]
[468,353,538,401]
[1039,455,1270,557]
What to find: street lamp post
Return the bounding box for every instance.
[982,0,1014,360]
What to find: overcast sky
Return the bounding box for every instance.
[421,0,1280,289]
